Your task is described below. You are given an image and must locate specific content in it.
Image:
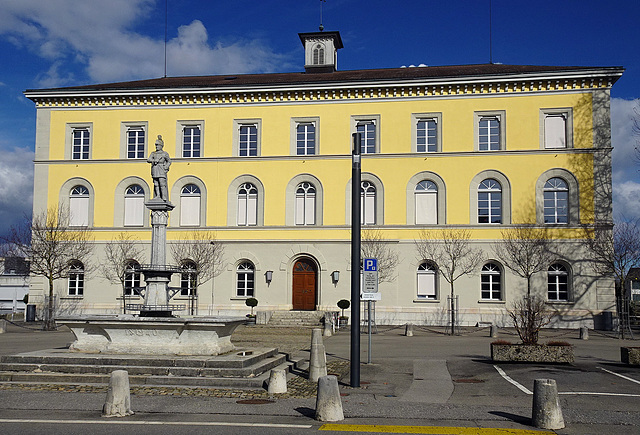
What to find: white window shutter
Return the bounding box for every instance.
[247,194,257,226]
[295,194,305,225]
[305,194,315,225]
[237,195,247,226]
[545,115,566,148]
[124,196,144,226]
[417,271,436,298]
[69,197,89,226]
[364,192,375,225]
[180,196,200,226]
[415,192,437,224]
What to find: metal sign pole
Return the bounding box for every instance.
[350,133,361,388]
[367,300,372,364]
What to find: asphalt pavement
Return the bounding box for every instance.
[1,320,640,434]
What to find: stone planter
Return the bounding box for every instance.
[491,343,574,364]
[245,316,256,325]
[621,347,640,365]
[339,318,349,328]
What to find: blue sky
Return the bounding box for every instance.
[0,0,639,236]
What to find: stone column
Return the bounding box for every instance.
[143,200,175,309]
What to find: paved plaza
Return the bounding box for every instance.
[1,320,640,434]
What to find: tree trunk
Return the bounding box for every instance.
[44,276,56,331]
[450,281,456,335]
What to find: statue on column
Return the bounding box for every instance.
[147,135,171,202]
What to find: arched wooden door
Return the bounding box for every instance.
[292,258,317,310]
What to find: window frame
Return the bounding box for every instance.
[170,176,207,228]
[67,261,85,296]
[548,262,570,302]
[285,174,323,226]
[233,119,262,157]
[236,261,255,298]
[227,175,265,226]
[124,184,145,227]
[416,261,438,301]
[543,178,569,225]
[474,111,506,151]
[351,115,380,154]
[540,108,573,149]
[477,179,502,224]
[179,260,198,297]
[469,170,511,225]
[290,117,319,156]
[120,122,148,159]
[535,169,579,225]
[346,173,384,225]
[480,262,503,301]
[412,113,442,153]
[176,121,204,158]
[124,260,142,297]
[65,123,93,160]
[179,183,202,227]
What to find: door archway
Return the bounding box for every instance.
[292,258,317,310]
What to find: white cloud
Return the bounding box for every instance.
[0,0,288,86]
[611,97,640,219]
[0,146,34,237]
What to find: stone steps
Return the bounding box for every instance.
[268,311,325,327]
[0,347,296,390]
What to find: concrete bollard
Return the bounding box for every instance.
[532,378,564,430]
[580,326,589,340]
[102,370,134,417]
[315,375,344,421]
[0,319,6,334]
[323,317,333,337]
[309,328,327,382]
[404,323,413,337]
[490,325,498,338]
[267,368,287,394]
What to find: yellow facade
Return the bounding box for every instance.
[26,35,623,327]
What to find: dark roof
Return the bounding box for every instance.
[26,64,624,94]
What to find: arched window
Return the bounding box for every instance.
[237,183,258,226]
[69,185,90,227]
[478,179,502,224]
[68,261,85,296]
[180,260,197,296]
[415,180,438,224]
[124,184,145,227]
[548,263,569,301]
[180,184,201,226]
[124,260,141,296]
[481,262,502,300]
[361,181,376,225]
[313,43,325,65]
[543,178,568,224]
[417,262,437,300]
[236,261,255,297]
[295,182,316,225]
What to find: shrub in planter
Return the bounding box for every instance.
[621,347,640,365]
[337,299,350,317]
[245,297,258,316]
[491,342,574,363]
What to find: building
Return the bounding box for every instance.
[0,257,29,315]
[25,30,623,327]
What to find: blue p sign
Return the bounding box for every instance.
[364,258,377,271]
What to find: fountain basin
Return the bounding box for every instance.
[58,315,246,355]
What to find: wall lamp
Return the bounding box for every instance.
[265,270,273,285]
[331,270,340,285]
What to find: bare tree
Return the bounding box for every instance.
[3,207,94,330]
[170,231,225,315]
[494,226,551,298]
[361,227,400,284]
[584,219,640,285]
[493,226,553,344]
[102,233,145,314]
[415,228,484,334]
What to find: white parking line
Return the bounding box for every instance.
[494,365,640,398]
[0,419,313,428]
[493,365,532,394]
[599,367,640,385]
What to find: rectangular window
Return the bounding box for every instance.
[478,117,500,151]
[416,119,437,152]
[541,109,572,149]
[475,111,505,151]
[239,125,258,156]
[182,126,201,157]
[127,127,145,159]
[296,123,316,155]
[415,191,437,224]
[417,272,436,300]
[180,195,201,226]
[72,128,90,160]
[124,196,144,226]
[357,121,376,154]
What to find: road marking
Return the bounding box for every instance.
[319,424,553,434]
[558,392,640,397]
[599,367,640,385]
[0,419,311,428]
[493,365,532,394]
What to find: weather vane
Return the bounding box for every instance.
[319,0,326,32]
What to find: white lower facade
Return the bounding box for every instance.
[28,238,615,329]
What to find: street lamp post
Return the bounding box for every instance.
[350,132,361,387]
